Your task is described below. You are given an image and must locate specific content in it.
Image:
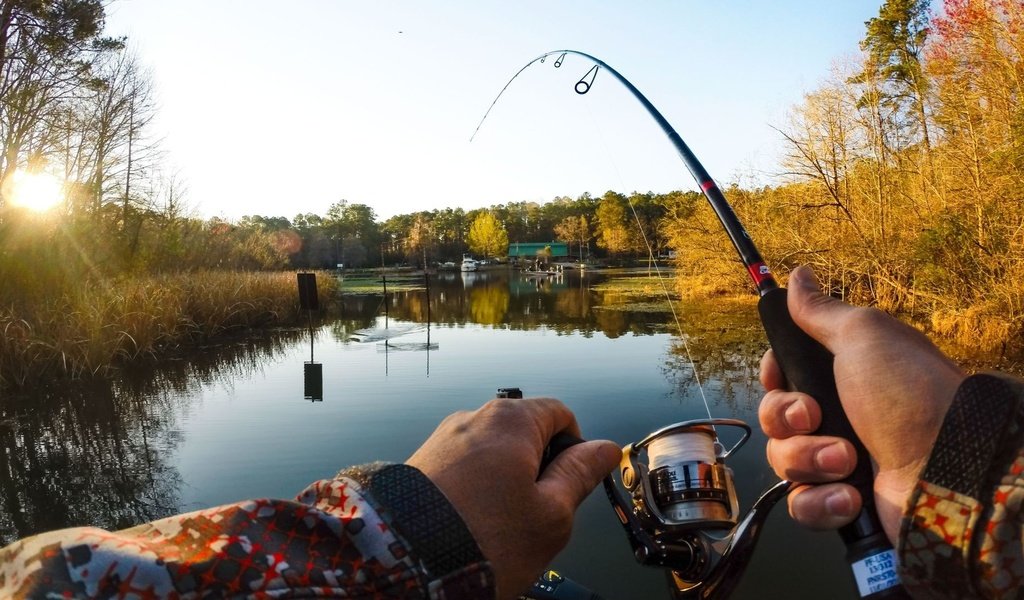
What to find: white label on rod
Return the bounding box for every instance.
[851,549,899,596]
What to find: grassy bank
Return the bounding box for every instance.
[666,268,1024,374]
[0,271,338,389]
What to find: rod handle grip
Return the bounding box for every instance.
[540,432,585,476]
[758,288,908,598]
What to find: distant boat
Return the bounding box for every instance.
[461,255,479,272]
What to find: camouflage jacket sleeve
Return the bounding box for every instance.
[0,463,495,599]
[898,373,1024,599]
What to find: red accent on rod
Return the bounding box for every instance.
[747,262,772,286]
[700,180,715,192]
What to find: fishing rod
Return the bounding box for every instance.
[476,50,907,599]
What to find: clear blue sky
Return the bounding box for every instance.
[105,1,884,221]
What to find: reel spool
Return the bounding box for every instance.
[620,419,749,532]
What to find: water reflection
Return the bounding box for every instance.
[374,270,674,339]
[0,269,843,598]
[0,330,311,543]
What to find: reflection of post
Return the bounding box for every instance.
[297,273,324,401]
[304,362,323,401]
[424,272,431,325]
[425,272,431,377]
[382,275,389,329]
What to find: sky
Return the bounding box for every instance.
[104,1,884,222]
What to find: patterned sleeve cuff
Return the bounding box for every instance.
[898,373,1024,598]
[338,463,496,599]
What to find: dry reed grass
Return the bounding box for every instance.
[0,271,338,389]
[930,301,1022,353]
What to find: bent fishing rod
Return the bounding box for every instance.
[477,50,908,600]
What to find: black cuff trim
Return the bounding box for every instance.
[344,463,486,579]
[920,373,1018,497]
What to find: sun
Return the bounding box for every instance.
[4,171,65,212]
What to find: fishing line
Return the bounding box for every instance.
[577,78,715,424]
[647,429,715,470]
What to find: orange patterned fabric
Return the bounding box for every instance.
[898,373,1024,599]
[0,466,494,599]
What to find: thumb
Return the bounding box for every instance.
[538,440,621,508]
[787,265,857,353]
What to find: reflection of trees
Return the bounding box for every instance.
[469,285,510,325]
[0,329,307,545]
[0,386,183,545]
[342,272,766,410]
[594,308,628,339]
[662,298,766,415]
[369,272,674,338]
[329,293,386,343]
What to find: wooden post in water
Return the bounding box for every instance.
[297,272,319,340]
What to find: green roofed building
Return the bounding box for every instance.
[506,242,569,258]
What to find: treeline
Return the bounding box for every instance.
[232,191,679,270]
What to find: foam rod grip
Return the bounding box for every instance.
[539,432,584,477]
[757,288,873,494]
[758,288,909,599]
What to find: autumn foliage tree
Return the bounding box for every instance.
[553,215,590,262]
[673,0,1024,351]
[467,211,509,258]
[595,191,637,260]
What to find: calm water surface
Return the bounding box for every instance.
[5,269,858,599]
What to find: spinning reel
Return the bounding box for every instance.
[604,419,792,599]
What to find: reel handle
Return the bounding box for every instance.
[758,288,908,599]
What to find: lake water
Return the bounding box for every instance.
[3,268,862,599]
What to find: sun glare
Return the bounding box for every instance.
[5,171,65,212]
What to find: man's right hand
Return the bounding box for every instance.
[758,265,965,544]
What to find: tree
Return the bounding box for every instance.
[595,191,633,258]
[467,211,508,258]
[0,0,118,205]
[553,215,590,261]
[432,207,467,259]
[857,0,932,152]
[629,192,667,257]
[406,214,434,269]
[326,199,379,267]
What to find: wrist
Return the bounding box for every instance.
[896,373,1022,595]
[338,463,496,596]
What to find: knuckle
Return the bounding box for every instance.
[439,410,470,430]
[478,398,524,422]
[759,390,805,436]
[481,398,514,413]
[770,438,815,481]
